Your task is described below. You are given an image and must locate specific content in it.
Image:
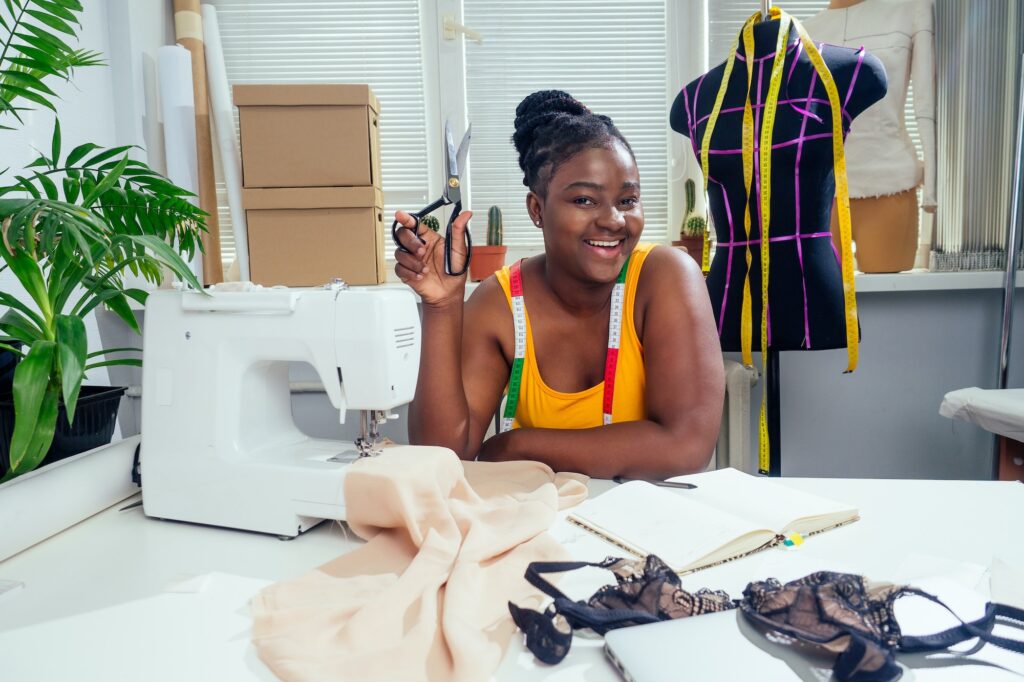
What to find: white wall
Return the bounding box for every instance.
[104,0,175,168]
[731,288,1024,480]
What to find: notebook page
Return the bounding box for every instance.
[666,468,857,534]
[568,481,773,570]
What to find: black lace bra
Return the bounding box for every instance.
[509,556,1024,681]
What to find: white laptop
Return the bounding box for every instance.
[603,610,834,682]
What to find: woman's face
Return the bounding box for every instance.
[529,141,644,284]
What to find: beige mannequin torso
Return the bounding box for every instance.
[830,188,919,273]
[821,0,924,272]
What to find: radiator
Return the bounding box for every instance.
[712,360,760,473]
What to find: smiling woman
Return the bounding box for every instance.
[393,91,724,480]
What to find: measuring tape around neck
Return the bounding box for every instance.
[699,7,859,474]
[500,257,631,432]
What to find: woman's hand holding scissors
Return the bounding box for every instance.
[393,209,473,308]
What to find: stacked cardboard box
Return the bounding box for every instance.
[235,84,385,286]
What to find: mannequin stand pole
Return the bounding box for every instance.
[996,51,1024,394]
[994,52,1024,480]
[766,348,782,477]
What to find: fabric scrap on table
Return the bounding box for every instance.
[250,447,588,682]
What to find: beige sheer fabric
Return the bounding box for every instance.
[251,447,589,682]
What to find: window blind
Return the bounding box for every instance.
[462,0,671,248]
[207,0,430,270]
[932,0,1023,270]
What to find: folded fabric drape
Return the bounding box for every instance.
[251,446,589,682]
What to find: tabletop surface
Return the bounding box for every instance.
[1,475,1022,681]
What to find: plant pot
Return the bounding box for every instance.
[469,245,508,282]
[0,341,20,398]
[672,236,706,264]
[0,385,126,479]
[0,435,139,562]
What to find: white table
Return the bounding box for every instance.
[0,477,1022,681]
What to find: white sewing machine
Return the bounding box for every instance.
[140,281,424,537]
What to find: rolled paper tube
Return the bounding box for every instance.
[174,0,224,284]
[202,4,249,281]
[157,45,203,284]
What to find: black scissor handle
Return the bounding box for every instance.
[390,201,471,277]
[444,201,472,277]
[391,212,425,254]
[392,196,448,254]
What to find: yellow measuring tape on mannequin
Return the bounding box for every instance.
[700,16,757,363]
[699,7,859,474]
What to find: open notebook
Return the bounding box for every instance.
[567,468,858,575]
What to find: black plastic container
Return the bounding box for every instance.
[0,341,20,397]
[0,385,126,478]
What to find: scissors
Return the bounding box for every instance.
[391,120,473,276]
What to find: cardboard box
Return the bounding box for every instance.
[235,84,381,189]
[243,186,385,286]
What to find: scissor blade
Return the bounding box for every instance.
[455,123,472,180]
[445,121,459,178]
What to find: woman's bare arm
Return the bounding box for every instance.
[395,209,475,453]
[400,213,510,457]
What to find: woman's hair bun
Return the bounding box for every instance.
[512,90,590,166]
[510,89,632,193]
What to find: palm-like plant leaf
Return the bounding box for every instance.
[0,289,43,327]
[54,312,84,420]
[12,140,207,268]
[0,341,25,356]
[6,339,58,477]
[0,0,101,120]
[0,0,206,481]
[0,307,42,343]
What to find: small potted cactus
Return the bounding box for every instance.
[469,205,508,281]
[421,214,441,233]
[673,178,709,264]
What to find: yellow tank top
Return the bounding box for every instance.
[495,243,656,430]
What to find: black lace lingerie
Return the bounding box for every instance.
[509,557,1024,681]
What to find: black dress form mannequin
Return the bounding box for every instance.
[671,16,885,475]
[671,19,885,353]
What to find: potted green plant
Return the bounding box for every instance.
[469,205,507,281]
[0,339,19,396]
[0,0,204,483]
[673,178,708,264]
